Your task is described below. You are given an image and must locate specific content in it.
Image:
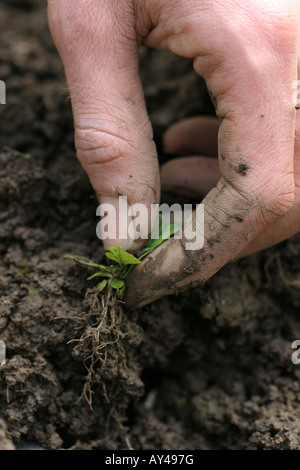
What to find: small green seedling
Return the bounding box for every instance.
[64,215,181,408]
[64,247,140,299]
[64,215,181,300]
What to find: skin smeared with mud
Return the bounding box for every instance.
[125,177,264,309]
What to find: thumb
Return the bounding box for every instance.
[125,4,297,308]
[48,0,160,251]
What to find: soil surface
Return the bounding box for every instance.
[1,0,300,450]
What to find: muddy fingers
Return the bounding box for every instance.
[125,177,283,308]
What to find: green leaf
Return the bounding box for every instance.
[140,215,182,259]
[97,279,108,292]
[105,246,141,266]
[64,254,108,270]
[117,284,125,299]
[86,271,111,281]
[110,279,125,289]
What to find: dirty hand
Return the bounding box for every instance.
[48,0,300,308]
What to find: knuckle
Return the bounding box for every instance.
[74,127,128,167]
[257,170,295,218]
[221,176,294,229]
[247,183,295,231]
[260,187,295,220]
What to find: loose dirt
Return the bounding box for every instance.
[1,0,300,450]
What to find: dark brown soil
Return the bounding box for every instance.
[1,0,300,450]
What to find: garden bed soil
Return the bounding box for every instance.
[1,0,300,450]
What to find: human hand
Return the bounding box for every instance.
[48,0,300,308]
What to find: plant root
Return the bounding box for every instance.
[69,286,122,410]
